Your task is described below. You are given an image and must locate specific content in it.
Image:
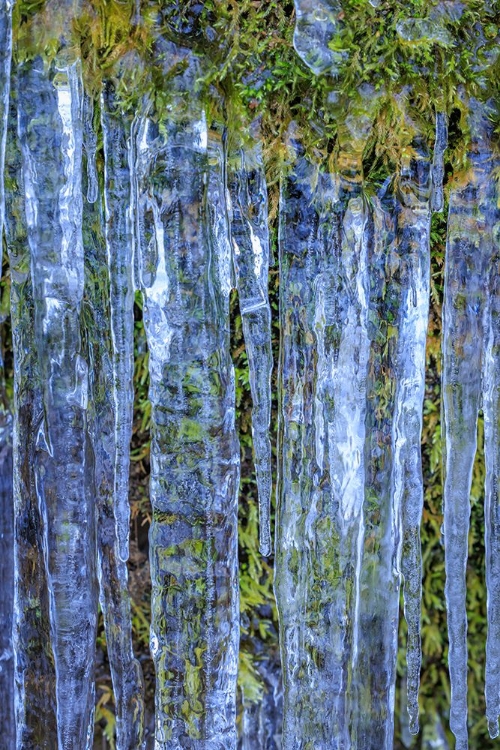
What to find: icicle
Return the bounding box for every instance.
[394,137,432,736]
[83,152,145,750]
[4,82,58,747]
[0,0,12,236]
[293,0,345,75]
[0,3,13,744]
[83,92,98,204]
[101,80,135,564]
[442,100,493,750]
[134,45,240,748]
[352,188,403,749]
[431,110,448,213]
[228,134,273,557]
[481,105,500,741]
[17,58,98,749]
[0,339,14,750]
[275,135,366,748]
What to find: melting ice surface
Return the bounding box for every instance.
[0,0,500,748]
[443,98,500,749]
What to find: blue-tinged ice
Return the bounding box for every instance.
[228,135,273,556]
[17,57,98,750]
[5,77,58,747]
[101,81,135,564]
[0,0,14,745]
[82,140,145,750]
[293,0,345,75]
[133,43,240,748]
[442,99,494,750]
[431,111,448,213]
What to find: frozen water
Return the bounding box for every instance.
[293,0,346,76]
[83,149,145,750]
[0,1,14,746]
[5,79,58,747]
[18,58,98,749]
[134,50,240,746]
[228,138,273,556]
[431,111,448,213]
[102,81,135,564]
[442,100,495,750]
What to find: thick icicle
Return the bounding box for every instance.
[83,152,145,750]
[394,138,431,735]
[480,104,500,741]
[431,110,448,213]
[228,137,273,556]
[0,332,14,750]
[442,101,493,750]
[352,186,402,749]
[4,85,58,747]
[101,81,135,564]
[0,6,13,741]
[17,58,98,749]
[0,0,12,234]
[134,47,240,748]
[275,136,370,747]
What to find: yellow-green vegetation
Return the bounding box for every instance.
[7,0,500,746]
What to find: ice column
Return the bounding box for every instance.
[0,4,14,741]
[228,137,273,556]
[275,135,370,747]
[4,85,58,748]
[102,81,135,564]
[393,137,431,735]
[134,46,240,748]
[474,102,500,737]
[442,101,495,750]
[83,106,145,749]
[17,58,98,749]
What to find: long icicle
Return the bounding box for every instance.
[228,134,273,556]
[134,45,240,748]
[5,79,58,748]
[394,136,432,735]
[442,100,492,750]
[480,101,500,740]
[17,57,98,749]
[0,1,14,744]
[0,0,12,234]
[85,89,145,750]
[101,80,135,565]
[276,133,364,747]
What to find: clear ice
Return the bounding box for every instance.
[292,0,345,76]
[228,136,273,557]
[0,0,14,745]
[431,110,448,213]
[84,110,145,750]
[17,58,98,749]
[134,45,240,748]
[5,76,58,748]
[102,81,135,564]
[275,116,431,747]
[442,98,500,748]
